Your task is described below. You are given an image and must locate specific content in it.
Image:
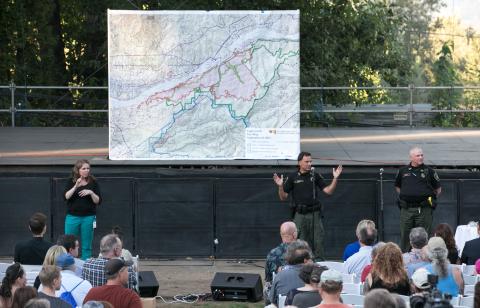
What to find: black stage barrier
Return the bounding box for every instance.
[0,173,478,258]
[0,178,51,255]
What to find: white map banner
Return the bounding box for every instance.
[108,10,300,160]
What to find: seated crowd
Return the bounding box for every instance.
[0,213,140,308]
[265,219,480,308]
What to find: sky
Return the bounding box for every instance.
[437,0,480,30]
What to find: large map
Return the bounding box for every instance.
[108,10,300,160]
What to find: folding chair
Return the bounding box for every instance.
[460,295,474,307]
[342,283,363,295]
[464,284,475,296]
[463,274,478,285]
[341,294,365,305]
[317,261,344,273]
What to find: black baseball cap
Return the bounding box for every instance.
[105,258,133,276]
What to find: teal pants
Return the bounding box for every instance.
[294,211,325,261]
[65,214,95,260]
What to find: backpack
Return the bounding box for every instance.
[60,280,83,307]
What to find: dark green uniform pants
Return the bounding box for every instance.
[294,211,324,261]
[400,206,433,252]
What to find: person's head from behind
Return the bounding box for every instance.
[358,223,377,246]
[39,265,61,291]
[433,223,456,251]
[29,212,47,236]
[411,268,432,294]
[372,242,406,281]
[318,269,343,299]
[55,253,76,272]
[474,281,480,308]
[43,245,67,267]
[25,298,50,308]
[364,288,397,308]
[83,301,114,308]
[298,263,327,287]
[100,234,122,258]
[280,221,297,243]
[355,219,376,239]
[57,234,80,258]
[11,286,37,308]
[0,263,26,298]
[475,258,480,275]
[409,227,428,250]
[105,258,132,287]
[371,241,386,261]
[426,237,449,273]
[285,239,313,265]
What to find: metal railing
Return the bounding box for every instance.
[1,82,480,127]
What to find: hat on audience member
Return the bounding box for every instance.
[427,236,447,252]
[105,258,133,276]
[320,269,343,283]
[56,253,75,269]
[412,268,431,290]
[475,258,480,274]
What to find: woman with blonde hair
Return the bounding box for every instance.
[34,245,67,288]
[64,159,102,260]
[364,242,411,295]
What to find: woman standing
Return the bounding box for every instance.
[64,159,101,260]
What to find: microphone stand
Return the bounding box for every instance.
[311,167,317,260]
[379,168,384,241]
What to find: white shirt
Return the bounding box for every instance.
[344,245,373,276]
[40,270,92,307]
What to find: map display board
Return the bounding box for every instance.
[108,10,300,160]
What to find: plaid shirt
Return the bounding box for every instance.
[82,257,137,290]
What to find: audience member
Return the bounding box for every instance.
[403,227,428,265]
[314,269,350,308]
[14,212,53,265]
[461,222,480,265]
[82,234,137,289]
[57,234,84,277]
[11,286,37,308]
[82,301,114,308]
[364,242,411,295]
[37,265,71,308]
[403,227,430,277]
[265,221,298,283]
[25,298,51,308]
[424,236,463,297]
[364,288,396,308]
[342,220,376,261]
[476,258,480,274]
[268,239,313,306]
[0,263,27,308]
[344,220,377,276]
[360,241,385,282]
[411,268,432,294]
[433,223,459,264]
[83,259,141,308]
[285,263,326,307]
[35,245,68,289]
[55,253,92,306]
[111,226,133,262]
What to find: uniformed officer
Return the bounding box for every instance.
[395,146,441,252]
[273,151,342,261]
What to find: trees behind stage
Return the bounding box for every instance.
[0,0,479,127]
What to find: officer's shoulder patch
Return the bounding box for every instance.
[433,171,440,181]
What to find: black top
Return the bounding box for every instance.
[283,171,327,206]
[64,179,101,216]
[447,249,459,264]
[460,237,480,265]
[37,292,71,308]
[370,274,411,296]
[14,237,53,265]
[394,163,441,202]
[291,290,322,308]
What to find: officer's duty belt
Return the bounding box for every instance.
[296,204,322,214]
[399,199,429,208]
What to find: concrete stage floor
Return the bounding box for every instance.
[1,127,480,167]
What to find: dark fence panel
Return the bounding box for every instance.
[136,179,214,256]
[0,178,51,255]
[215,178,290,257]
[322,180,377,259]
[458,180,480,224]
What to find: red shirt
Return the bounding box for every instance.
[361,264,372,282]
[83,284,142,308]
